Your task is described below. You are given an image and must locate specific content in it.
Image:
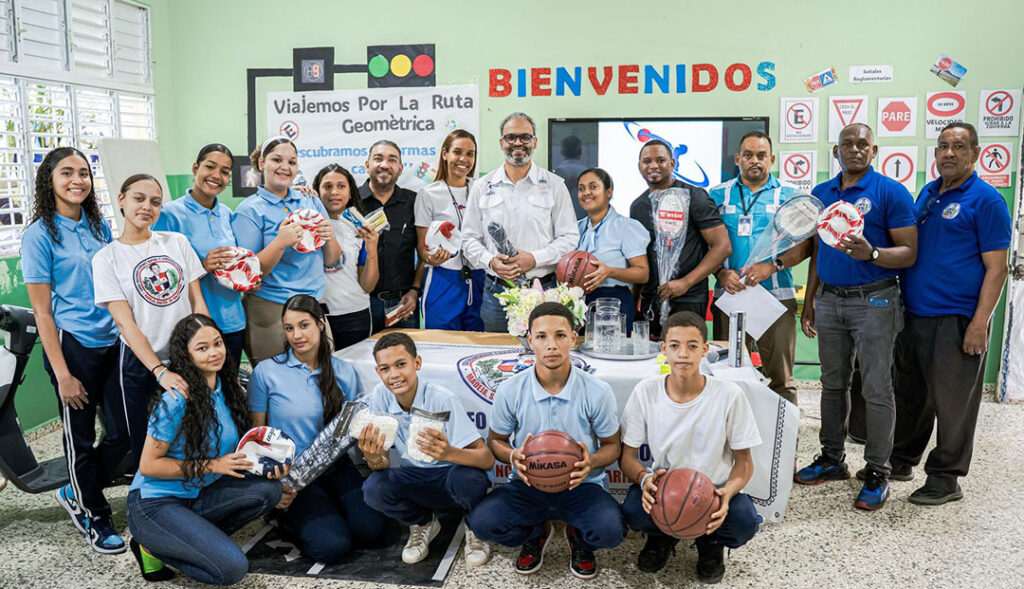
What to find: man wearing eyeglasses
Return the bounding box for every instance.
[890,122,1011,506]
[463,112,579,332]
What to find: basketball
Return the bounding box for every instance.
[556,250,599,291]
[651,468,721,539]
[521,430,584,493]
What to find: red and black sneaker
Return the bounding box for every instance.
[515,522,553,575]
[565,525,598,580]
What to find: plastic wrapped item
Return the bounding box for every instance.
[285,208,327,253]
[213,247,261,292]
[236,426,295,476]
[425,220,462,256]
[405,408,450,464]
[340,207,390,233]
[650,187,691,324]
[284,402,360,491]
[348,408,399,450]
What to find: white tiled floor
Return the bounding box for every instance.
[2,388,1022,588]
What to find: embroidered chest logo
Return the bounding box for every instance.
[457,350,591,404]
[854,197,872,215]
[133,256,184,306]
[942,203,961,219]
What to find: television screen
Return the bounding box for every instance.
[549,117,769,218]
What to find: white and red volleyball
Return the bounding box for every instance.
[424,219,462,256]
[817,201,865,247]
[236,426,295,477]
[213,247,261,292]
[286,208,327,253]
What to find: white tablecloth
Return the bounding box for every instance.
[335,332,798,523]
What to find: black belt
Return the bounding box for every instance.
[821,277,898,298]
[373,290,403,300]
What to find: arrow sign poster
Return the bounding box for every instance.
[779,151,817,191]
[979,89,1021,137]
[878,145,919,194]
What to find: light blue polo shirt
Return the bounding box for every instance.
[247,349,363,455]
[363,379,481,469]
[903,173,1012,318]
[576,207,650,289]
[129,381,239,499]
[153,190,245,333]
[20,215,118,348]
[812,167,916,287]
[709,175,798,299]
[490,366,619,487]
[231,186,331,304]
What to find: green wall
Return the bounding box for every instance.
[5,0,1024,429]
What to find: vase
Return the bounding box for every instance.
[517,336,532,352]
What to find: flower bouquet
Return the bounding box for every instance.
[495,280,587,345]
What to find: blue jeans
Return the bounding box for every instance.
[363,465,489,526]
[369,296,419,333]
[622,484,759,549]
[480,274,557,333]
[126,477,282,586]
[467,480,626,551]
[275,459,389,563]
[327,308,372,351]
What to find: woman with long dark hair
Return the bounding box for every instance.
[248,294,388,563]
[153,143,247,367]
[231,136,340,365]
[126,314,285,585]
[21,147,128,554]
[414,129,486,330]
[314,163,381,350]
[92,174,208,469]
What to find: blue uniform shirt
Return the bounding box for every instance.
[231,186,331,304]
[903,172,1012,318]
[153,190,245,333]
[20,214,118,348]
[709,175,798,299]
[364,379,481,469]
[490,366,619,487]
[576,207,650,289]
[129,381,239,499]
[247,349,362,455]
[812,167,916,287]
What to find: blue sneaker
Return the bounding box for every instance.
[794,454,850,485]
[84,516,127,555]
[855,470,890,511]
[55,483,89,535]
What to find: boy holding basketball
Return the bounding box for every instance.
[620,311,761,583]
[467,302,626,580]
[358,332,495,567]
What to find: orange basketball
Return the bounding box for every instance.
[521,430,583,493]
[556,250,599,291]
[651,468,721,539]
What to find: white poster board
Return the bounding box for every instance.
[97,138,172,234]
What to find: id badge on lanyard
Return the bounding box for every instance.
[738,215,753,237]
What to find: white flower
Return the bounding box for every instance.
[568,286,584,300]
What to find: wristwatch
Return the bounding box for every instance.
[870,248,880,261]
[773,258,785,271]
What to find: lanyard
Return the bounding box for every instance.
[738,184,763,216]
[578,210,610,251]
[445,182,466,226]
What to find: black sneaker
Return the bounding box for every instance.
[565,525,597,580]
[794,454,850,485]
[695,541,725,584]
[856,464,913,482]
[908,483,963,505]
[637,534,678,573]
[514,522,553,575]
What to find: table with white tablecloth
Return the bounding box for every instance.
[335,330,798,523]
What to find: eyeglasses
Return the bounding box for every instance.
[502,133,534,144]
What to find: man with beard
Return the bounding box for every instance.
[629,140,731,337]
[360,140,421,332]
[709,132,809,406]
[462,112,579,332]
[795,123,917,512]
[891,122,1010,505]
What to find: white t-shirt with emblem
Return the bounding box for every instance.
[322,219,370,315]
[92,231,205,361]
[620,375,761,486]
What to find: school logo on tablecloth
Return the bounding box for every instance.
[457,350,591,404]
[133,256,184,306]
[942,203,961,219]
[854,197,872,215]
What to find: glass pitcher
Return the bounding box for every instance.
[585,297,621,352]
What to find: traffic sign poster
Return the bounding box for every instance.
[877,97,917,138]
[978,142,1013,188]
[925,148,939,183]
[925,91,966,139]
[979,89,1021,137]
[779,97,818,143]
[778,151,817,192]
[877,146,919,194]
[828,95,868,143]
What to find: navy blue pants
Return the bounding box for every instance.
[222,329,245,372]
[587,285,636,336]
[467,480,626,551]
[362,465,489,527]
[42,331,129,520]
[327,308,372,352]
[276,459,389,564]
[422,266,485,331]
[622,484,759,548]
[118,342,160,469]
[369,296,419,334]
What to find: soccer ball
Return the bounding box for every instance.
[236,426,296,477]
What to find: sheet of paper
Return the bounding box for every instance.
[713,284,787,340]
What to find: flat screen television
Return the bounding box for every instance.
[548,117,769,217]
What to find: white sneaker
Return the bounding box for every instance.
[463,529,491,567]
[402,516,441,564]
